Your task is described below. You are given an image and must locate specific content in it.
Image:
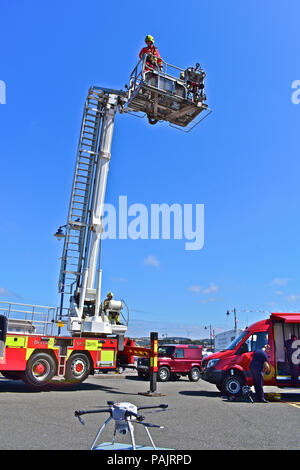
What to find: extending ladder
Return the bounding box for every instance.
[58,88,105,297]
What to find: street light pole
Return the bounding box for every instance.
[204,325,213,348]
[226,308,238,338]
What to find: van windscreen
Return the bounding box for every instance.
[158,346,175,357]
[225,331,248,350]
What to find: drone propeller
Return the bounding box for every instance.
[142,408,168,416]
[134,421,164,429]
[74,407,112,425]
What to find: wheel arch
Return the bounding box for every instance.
[26,348,58,373]
[223,366,247,382]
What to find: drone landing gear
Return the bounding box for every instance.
[75,401,172,450]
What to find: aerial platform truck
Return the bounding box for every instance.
[0,55,210,389]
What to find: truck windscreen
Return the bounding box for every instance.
[225,331,248,350]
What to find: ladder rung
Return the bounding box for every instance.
[77,161,92,167]
[84,125,97,130]
[86,107,101,113]
[79,149,98,155]
[83,130,96,136]
[72,201,87,206]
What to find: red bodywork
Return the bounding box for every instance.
[0,333,135,375]
[201,313,300,390]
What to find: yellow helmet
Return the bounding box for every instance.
[145,35,154,44]
[107,292,114,298]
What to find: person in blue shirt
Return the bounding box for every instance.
[249,344,271,403]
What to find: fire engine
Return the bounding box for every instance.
[0,52,210,389]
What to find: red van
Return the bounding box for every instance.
[137,344,203,382]
[201,313,300,396]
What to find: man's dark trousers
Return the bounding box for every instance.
[250,368,264,401]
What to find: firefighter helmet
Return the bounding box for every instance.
[145,35,154,44]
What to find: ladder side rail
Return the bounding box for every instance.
[77,94,118,319]
[58,90,105,298]
[72,93,105,278]
[75,98,106,289]
[58,94,91,294]
[85,94,118,292]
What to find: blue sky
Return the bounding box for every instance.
[1,0,300,338]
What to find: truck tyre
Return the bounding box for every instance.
[222,374,245,396]
[65,353,91,383]
[21,352,56,388]
[158,366,170,382]
[188,366,201,382]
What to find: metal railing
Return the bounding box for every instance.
[0,301,57,336]
[127,55,188,104]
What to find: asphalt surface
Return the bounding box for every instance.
[0,371,300,450]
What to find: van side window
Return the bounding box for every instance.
[245,332,268,352]
[174,348,184,358]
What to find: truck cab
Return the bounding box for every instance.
[201,313,300,396]
[137,344,203,382]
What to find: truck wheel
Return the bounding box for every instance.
[21,352,56,388]
[222,374,245,396]
[65,353,91,383]
[188,367,201,382]
[158,366,170,382]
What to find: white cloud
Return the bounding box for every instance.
[287,295,299,303]
[188,285,202,293]
[188,282,219,295]
[270,277,291,287]
[0,287,22,299]
[143,255,160,268]
[202,283,219,294]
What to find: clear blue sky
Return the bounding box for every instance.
[1,0,300,338]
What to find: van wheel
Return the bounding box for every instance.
[158,366,170,382]
[222,374,245,396]
[188,367,201,382]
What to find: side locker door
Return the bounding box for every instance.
[0,315,8,359]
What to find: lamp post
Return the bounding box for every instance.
[204,325,213,348]
[226,308,238,338]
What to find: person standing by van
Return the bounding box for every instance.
[249,344,271,402]
[284,335,299,386]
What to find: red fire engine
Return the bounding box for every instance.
[0,56,209,389]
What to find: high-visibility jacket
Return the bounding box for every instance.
[139,44,163,71]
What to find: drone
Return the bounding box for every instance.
[75,401,169,450]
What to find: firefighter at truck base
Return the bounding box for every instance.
[139,35,163,72]
[249,343,271,403]
[104,292,121,325]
